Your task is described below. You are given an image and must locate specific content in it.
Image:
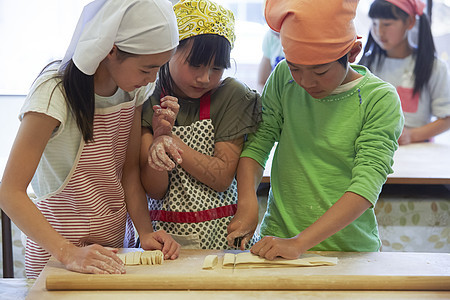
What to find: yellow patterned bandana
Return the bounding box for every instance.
[173,0,236,49]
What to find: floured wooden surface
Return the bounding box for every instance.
[24,288,450,300]
[26,249,450,298]
[34,249,450,278]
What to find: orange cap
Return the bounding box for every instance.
[265,0,359,65]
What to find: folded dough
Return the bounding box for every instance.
[117,250,164,266]
[202,255,219,269]
[222,252,337,268]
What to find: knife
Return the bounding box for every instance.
[232,237,242,273]
[232,253,237,273]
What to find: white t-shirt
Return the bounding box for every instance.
[262,30,285,70]
[19,69,153,198]
[371,55,450,128]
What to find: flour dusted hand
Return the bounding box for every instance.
[152,96,179,138]
[60,243,125,275]
[148,135,183,171]
[227,207,259,250]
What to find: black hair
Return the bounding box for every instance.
[359,0,436,95]
[158,34,231,96]
[337,54,348,68]
[32,47,136,143]
[62,60,95,142]
[59,47,136,142]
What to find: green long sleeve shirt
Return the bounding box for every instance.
[241,62,404,251]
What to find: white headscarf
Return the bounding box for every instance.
[60,0,179,75]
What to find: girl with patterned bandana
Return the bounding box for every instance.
[140,0,261,250]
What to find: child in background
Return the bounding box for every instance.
[359,0,450,145]
[232,0,404,259]
[140,0,261,250]
[0,0,180,278]
[257,29,285,92]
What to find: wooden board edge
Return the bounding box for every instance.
[46,274,450,291]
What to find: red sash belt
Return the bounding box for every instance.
[150,204,237,223]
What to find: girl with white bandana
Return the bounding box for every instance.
[140,0,261,250]
[0,0,181,278]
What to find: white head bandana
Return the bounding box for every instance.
[60,0,179,75]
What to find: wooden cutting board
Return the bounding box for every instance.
[42,249,450,291]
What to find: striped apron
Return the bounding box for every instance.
[149,92,250,249]
[25,99,136,278]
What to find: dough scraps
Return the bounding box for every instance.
[117,250,164,265]
[222,252,337,269]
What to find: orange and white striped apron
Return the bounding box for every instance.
[25,99,136,278]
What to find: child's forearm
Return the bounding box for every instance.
[226,157,263,244]
[123,107,154,236]
[172,136,243,192]
[0,188,76,261]
[236,157,263,216]
[124,185,154,236]
[0,111,76,262]
[140,127,169,199]
[123,156,155,236]
[409,116,450,142]
[293,191,372,252]
[257,57,272,92]
[140,165,168,200]
[236,157,263,201]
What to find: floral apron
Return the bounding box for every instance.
[25,99,136,278]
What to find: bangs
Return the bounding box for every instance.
[181,34,231,69]
[369,0,409,20]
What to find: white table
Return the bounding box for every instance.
[262,142,450,185]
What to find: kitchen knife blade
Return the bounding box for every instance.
[232,237,242,273]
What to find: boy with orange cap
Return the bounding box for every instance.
[227,0,404,259]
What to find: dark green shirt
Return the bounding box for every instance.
[142,77,261,142]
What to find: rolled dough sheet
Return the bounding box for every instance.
[222,252,338,269]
